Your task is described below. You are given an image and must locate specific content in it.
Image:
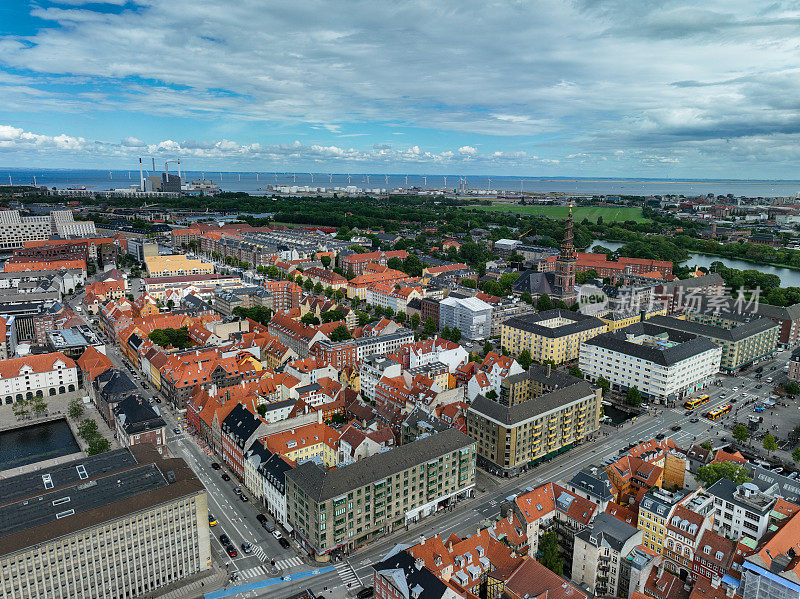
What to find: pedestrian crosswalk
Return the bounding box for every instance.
[239,565,269,580]
[237,556,305,580]
[335,561,361,588]
[251,544,268,562]
[275,556,303,570]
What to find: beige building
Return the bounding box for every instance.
[286,428,476,560]
[145,254,214,278]
[467,366,601,476]
[0,445,211,599]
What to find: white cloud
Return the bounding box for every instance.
[458,145,478,156]
[3,1,800,174]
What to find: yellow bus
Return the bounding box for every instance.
[684,395,711,410]
[705,404,732,420]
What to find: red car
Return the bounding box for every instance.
[226,545,238,557]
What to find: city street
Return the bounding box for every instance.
[66,280,798,599]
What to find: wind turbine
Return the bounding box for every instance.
[520,179,524,193]
[329,174,333,183]
[292,173,296,183]
[347,173,351,184]
[310,173,315,184]
[444,176,447,189]
[366,174,370,185]
[488,177,491,190]
[405,175,408,186]
[384,174,388,185]
[423,176,427,187]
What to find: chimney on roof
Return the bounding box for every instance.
[415,557,425,571]
[419,535,426,546]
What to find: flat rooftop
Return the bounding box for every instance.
[0,446,204,557]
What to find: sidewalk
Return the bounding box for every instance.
[152,563,229,599]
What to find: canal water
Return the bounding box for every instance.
[0,419,81,471]
[588,239,800,287]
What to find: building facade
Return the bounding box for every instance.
[502,310,607,365]
[286,428,476,559]
[0,446,211,599]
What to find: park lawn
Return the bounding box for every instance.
[472,205,649,223]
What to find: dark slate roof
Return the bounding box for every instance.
[0,445,203,557]
[569,467,615,502]
[584,322,719,366]
[263,398,296,413]
[112,394,166,434]
[647,315,779,342]
[469,381,596,426]
[261,453,294,494]
[287,428,474,503]
[221,403,262,448]
[576,512,639,552]
[747,465,800,503]
[512,271,556,295]
[707,478,775,514]
[659,273,724,291]
[503,309,606,338]
[402,406,451,437]
[373,546,450,599]
[503,363,580,390]
[95,368,138,401]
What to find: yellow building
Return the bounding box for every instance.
[145,254,214,278]
[501,309,607,365]
[264,422,339,467]
[637,488,694,553]
[467,365,601,476]
[599,306,667,331]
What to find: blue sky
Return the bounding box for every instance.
[1,1,800,177]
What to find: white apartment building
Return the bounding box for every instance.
[439,295,492,341]
[359,355,402,402]
[579,322,721,405]
[0,352,79,404]
[0,210,96,251]
[365,283,422,314]
[0,446,211,599]
[708,480,775,544]
[354,329,415,361]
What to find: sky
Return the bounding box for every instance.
[1,1,800,178]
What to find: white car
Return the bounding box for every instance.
[272,530,283,540]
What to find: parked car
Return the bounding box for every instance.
[357,587,375,599]
[671,425,681,432]
[690,417,699,423]
[173,427,181,434]
[279,538,290,549]
[655,433,665,440]
[219,533,231,545]
[240,494,249,502]
[211,462,222,470]
[221,472,231,481]
[263,521,276,532]
[272,530,283,540]
[256,514,268,523]
[208,514,218,527]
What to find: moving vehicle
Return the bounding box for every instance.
[221,472,231,481]
[655,433,665,440]
[240,494,249,502]
[226,545,238,558]
[211,462,221,470]
[754,406,766,413]
[671,425,681,432]
[705,404,733,420]
[683,395,711,410]
[241,541,253,554]
[173,427,181,434]
[690,417,699,423]
[256,514,267,523]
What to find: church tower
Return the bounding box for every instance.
[554,205,578,305]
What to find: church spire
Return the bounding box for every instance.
[561,204,574,251]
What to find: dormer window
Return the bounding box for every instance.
[672,516,680,526]
[715,551,724,561]
[704,545,711,554]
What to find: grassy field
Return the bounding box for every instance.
[472,205,648,223]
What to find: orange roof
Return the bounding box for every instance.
[76,346,114,381]
[264,422,338,454]
[0,352,76,379]
[4,258,85,272]
[711,449,747,465]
